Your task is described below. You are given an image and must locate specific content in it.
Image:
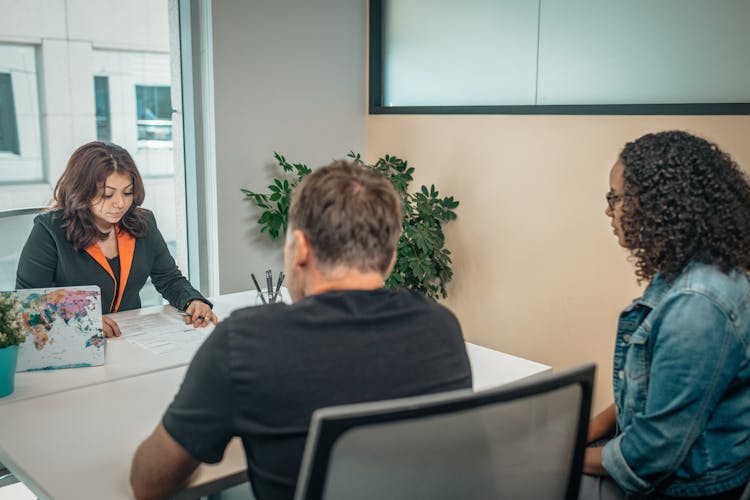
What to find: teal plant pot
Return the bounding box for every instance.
[0,345,18,398]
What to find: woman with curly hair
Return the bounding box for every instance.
[16,141,217,337]
[580,131,750,500]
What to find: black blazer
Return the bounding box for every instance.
[16,209,208,313]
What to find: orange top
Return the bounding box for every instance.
[84,226,136,313]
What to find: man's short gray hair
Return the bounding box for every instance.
[289,161,402,274]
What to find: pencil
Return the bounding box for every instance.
[271,272,285,303]
[251,273,267,304]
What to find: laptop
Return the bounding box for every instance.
[9,285,105,371]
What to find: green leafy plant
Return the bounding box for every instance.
[240,153,312,239]
[242,152,459,300]
[0,293,25,349]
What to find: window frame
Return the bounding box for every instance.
[368,0,750,116]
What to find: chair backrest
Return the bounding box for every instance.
[739,477,750,500]
[294,363,595,500]
[0,207,45,290]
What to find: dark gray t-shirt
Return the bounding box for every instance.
[163,288,472,500]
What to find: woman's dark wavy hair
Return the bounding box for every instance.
[619,130,750,283]
[53,141,148,250]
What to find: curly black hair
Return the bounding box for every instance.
[619,130,750,283]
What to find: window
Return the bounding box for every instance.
[135,85,172,142]
[0,73,20,154]
[370,0,750,114]
[0,2,193,306]
[0,44,43,185]
[94,76,111,142]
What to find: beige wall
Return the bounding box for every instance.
[367,115,750,411]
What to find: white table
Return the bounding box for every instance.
[0,366,249,500]
[0,291,257,406]
[0,292,550,499]
[466,343,549,391]
[3,290,546,405]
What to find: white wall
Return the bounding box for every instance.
[209,0,367,293]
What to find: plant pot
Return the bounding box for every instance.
[0,345,18,398]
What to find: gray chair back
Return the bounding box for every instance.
[294,363,595,500]
[740,477,750,500]
[0,207,45,290]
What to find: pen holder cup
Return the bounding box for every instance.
[253,286,291,306]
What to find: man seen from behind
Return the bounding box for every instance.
[130,161,473,500]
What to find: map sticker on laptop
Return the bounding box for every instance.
[12,286,105,371]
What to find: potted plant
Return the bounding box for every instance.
[242,152,459,300]
[0,292,25,397]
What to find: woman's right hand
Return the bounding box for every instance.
[102,315,122,338]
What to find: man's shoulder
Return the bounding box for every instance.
[220,303,290,336]
[217,288,461,339]
[395,288,459,320]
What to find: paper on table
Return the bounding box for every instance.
[117,312,211,355]
[117,312,191,336]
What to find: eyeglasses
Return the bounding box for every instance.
[605,191,627,210]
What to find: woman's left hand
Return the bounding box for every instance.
[184,300,218,328]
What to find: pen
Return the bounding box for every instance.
[271,272,285,303]
[179,311,205,320]
[251,273,267,304]
[265,269,274,303]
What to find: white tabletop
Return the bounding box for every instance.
[0,366,248,500]
[466,342,550,391]
[0,291,550,499]
[0,344,549,500]
[1,291,258,406]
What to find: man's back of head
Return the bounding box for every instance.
[284,161,403,301]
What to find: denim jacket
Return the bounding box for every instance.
[601,262,750,497]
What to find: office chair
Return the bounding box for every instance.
[740,477,750,500]
[0,207,44,291]
[294,363,595,500]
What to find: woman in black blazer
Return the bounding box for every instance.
[16,141,217,337]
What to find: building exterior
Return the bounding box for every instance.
[0,0,183,298]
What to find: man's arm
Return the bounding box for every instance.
[130,423,199,500]
[130,320,235,498]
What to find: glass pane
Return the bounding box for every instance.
[94,76,111,142]
[537,0,750,105]
[135,85,172,141]
[0,72,20,154]
[0,44,43,184]
[383,0,539,106]
[0,1,189,291]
